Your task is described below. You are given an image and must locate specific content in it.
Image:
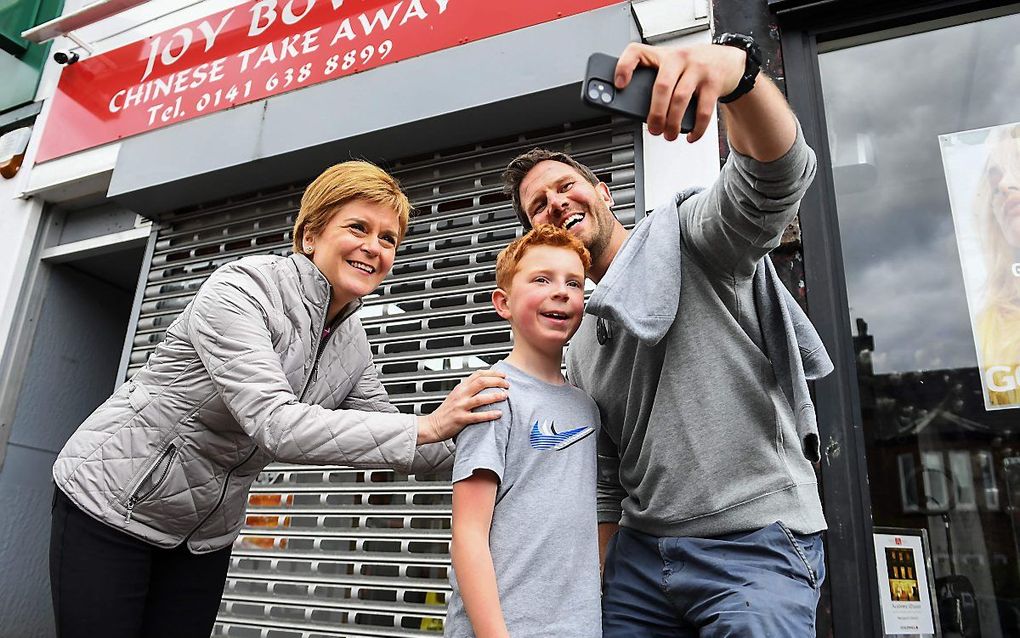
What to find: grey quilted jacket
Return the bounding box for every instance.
[53,253,452,553]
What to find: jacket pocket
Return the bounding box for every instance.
[122,438,181,522]
[126,381,152,413]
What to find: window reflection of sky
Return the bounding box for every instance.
[818,14,1020,374]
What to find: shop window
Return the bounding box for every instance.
[818,9,1020,636]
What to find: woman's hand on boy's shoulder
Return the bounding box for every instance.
[416,370,509,445]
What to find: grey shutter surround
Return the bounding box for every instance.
[125,117,638,637]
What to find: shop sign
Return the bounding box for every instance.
[37,0,620,162]
[873,528,938,636]
[939,122,1020,411]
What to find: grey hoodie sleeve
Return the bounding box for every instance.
[681,120,817,279]
[340,360,454,475]
[187,267,421,473]
[596,427,626,524]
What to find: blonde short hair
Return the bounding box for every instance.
[495,224,591,291]
[292,160,411,254]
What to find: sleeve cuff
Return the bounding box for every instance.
[452,464,504,485]
[597,508,623,525]
[398,413,419,473]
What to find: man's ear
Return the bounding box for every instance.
[596,181,615,207]
[492,288,512,320]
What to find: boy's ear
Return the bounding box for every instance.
[596,182,615,207]
[492,288,512,320]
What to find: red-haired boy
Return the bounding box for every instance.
[444,225,601,638]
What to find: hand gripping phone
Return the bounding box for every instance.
[583,52,698,134]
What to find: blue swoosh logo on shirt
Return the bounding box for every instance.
[529,420,594,451]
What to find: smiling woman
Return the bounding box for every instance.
[48,160,510,638]
[295,162,409,324]
[307,200,398,310]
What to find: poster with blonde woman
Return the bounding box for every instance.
[940,122,1020,410]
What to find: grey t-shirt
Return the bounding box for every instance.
[444,360,602,638]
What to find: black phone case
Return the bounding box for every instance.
[583,53,698,134]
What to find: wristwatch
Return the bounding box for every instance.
[713,33,763,104]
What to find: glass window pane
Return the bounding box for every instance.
[819,11,1020,637]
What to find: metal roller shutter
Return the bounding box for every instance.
[126,116,639,638]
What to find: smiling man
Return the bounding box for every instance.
[502,40,834,637]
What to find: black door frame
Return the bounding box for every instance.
[774,1,1018,635]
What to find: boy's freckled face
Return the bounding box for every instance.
[498,245,586,348]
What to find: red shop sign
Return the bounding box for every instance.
[37,0,621,162]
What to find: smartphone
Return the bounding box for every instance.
[583,52,698,134]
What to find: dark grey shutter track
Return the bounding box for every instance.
[127,116,638,638]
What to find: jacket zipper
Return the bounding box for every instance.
[181,312,332,542]
[296,298,359,401]
[183,446,259,544]
[296,296,329,401]
[182,279,357,543]
[125,443,179,522]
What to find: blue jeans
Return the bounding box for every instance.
[602,522,825,637]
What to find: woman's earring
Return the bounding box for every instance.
[304,245,313,254]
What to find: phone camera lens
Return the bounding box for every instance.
[587,80,614,105]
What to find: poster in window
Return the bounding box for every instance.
[939,122,1020,410]
[874,529,938,636]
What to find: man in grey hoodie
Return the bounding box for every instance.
[502,40,833,636]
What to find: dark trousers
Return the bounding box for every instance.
[49,488,232,638]
[602,522,826,637]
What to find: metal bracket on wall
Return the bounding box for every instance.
[61,30,94,57]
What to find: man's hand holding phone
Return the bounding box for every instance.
[608,42,748,143]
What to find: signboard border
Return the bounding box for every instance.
[35,0,624,163]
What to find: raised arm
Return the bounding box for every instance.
[613,41,816,277]
[681,123,816,277]
[720,72,797,162]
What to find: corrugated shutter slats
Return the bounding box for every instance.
[126,117,636,638]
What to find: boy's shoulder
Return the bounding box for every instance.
[497,362,599,422]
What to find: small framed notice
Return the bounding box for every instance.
[873,527,940,636]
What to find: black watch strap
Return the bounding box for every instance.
[713,33,762,104]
